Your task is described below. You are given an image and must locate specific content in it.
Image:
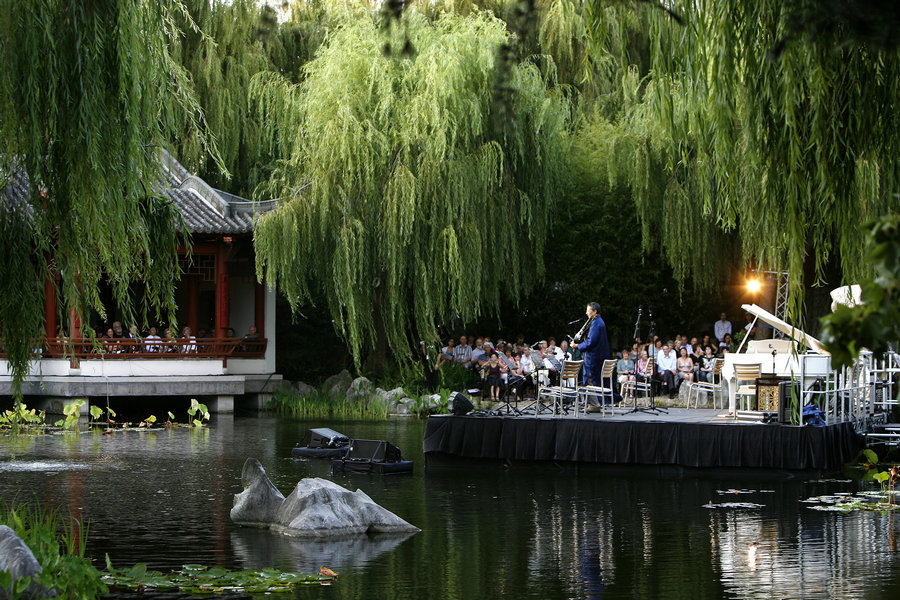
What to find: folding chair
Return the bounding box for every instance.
[688,358,724,408]
[578,359,616,416]
[734,363,762,411]
[537,360,583,416]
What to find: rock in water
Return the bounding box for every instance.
[230,458,286,527]
[230,460,420,537]
[273,478,421,537]
[0,525,55,599]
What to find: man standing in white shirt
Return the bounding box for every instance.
[714,312,732,345]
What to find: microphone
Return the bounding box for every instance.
[568,318,582,325]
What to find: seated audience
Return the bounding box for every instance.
[676,346,694,388]
[617,348,636,395]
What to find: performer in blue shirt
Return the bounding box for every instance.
[575,302,610,386]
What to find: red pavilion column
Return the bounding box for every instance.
[214,241,229,338]
[44,275,58,345]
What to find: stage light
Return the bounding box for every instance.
[746,278,761,294]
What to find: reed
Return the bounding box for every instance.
[0,500,107,599]
[266,389,393,420]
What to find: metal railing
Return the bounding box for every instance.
[0,337,267,361]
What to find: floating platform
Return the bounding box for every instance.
[291,446,349,459]
[331,459,414,475]
[423,409,864,471]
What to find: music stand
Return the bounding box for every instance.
[626,374,668,415]
[494,352,524,415]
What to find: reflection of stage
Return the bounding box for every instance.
[230,527,415,573]
[424,412,863,471]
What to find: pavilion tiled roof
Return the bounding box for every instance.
[1,150,274,234]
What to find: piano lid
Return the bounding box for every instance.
[741,303,827,354]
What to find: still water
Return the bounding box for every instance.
[1,415,899,599]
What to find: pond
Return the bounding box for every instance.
[1,415,900,599]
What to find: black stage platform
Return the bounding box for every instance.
[423,409,864,471]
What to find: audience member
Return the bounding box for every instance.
[485,354,503,400]
[655,344,677,398]
[636,350,652,384]
[144,326,161,352]
[714,312,732,343]
[453,335,473,367]
[181,326,197,353]
[700,346,716,382]
[616,348,635,388]
[676,346,694,389]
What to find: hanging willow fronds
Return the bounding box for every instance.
[252,7,571,369]
[586,0,900,323]
[0,0,219,395]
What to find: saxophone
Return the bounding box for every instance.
[572,316,594,344]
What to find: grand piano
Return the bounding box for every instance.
[721,303,833,415]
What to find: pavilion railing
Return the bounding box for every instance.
[0,337,267,361]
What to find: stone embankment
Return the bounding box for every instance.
[283,370,444,416]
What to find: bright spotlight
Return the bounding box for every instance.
[747,279,762,293]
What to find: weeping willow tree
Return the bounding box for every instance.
[0,0,218,395]
[252,7,571,372]
[170,0,344,197]
[586,0,900,324]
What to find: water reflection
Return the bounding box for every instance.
[0,417,899,599]
[231,528,415,573]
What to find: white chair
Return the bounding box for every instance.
[623,356,655,409]
[578,359,616,416]
[734,363,762,411]
[688,358,723,409]
[537,360,583,416]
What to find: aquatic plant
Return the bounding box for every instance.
[186,398,210,428]
[54,399,85,430]
[0,402,45,431]
[102,559,334,594]
[266,389,393,420]
[0,501,107,599]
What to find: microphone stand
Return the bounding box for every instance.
[632,306,642,344]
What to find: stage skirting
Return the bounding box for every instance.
[423,415,864,471]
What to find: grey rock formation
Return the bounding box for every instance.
[289,380,314,398]
[273,478,420,537]
[345,377,374,403]
[377,387,405,404]
[0,525,54,599]
[230,458,285,527]
[321,369,353,398]
[230,462,419,538]
[391,400,412,416]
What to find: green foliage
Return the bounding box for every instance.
[267,388,393,420]
[0,0,221,397]
[0,501,108,599]
[186,398,210,428]
[253,7,571,372]
[437,362,480,394]
[89,405,103,423]
[0,402,45,431]
[583,0,900,322]
[856,448,880,468]
[103,558,331,593]
[53,400,85,431]
[820,214,900,368]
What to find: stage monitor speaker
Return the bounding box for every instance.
[306,428,350,449]
[348,439,402,462]
[450,391,473,416]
